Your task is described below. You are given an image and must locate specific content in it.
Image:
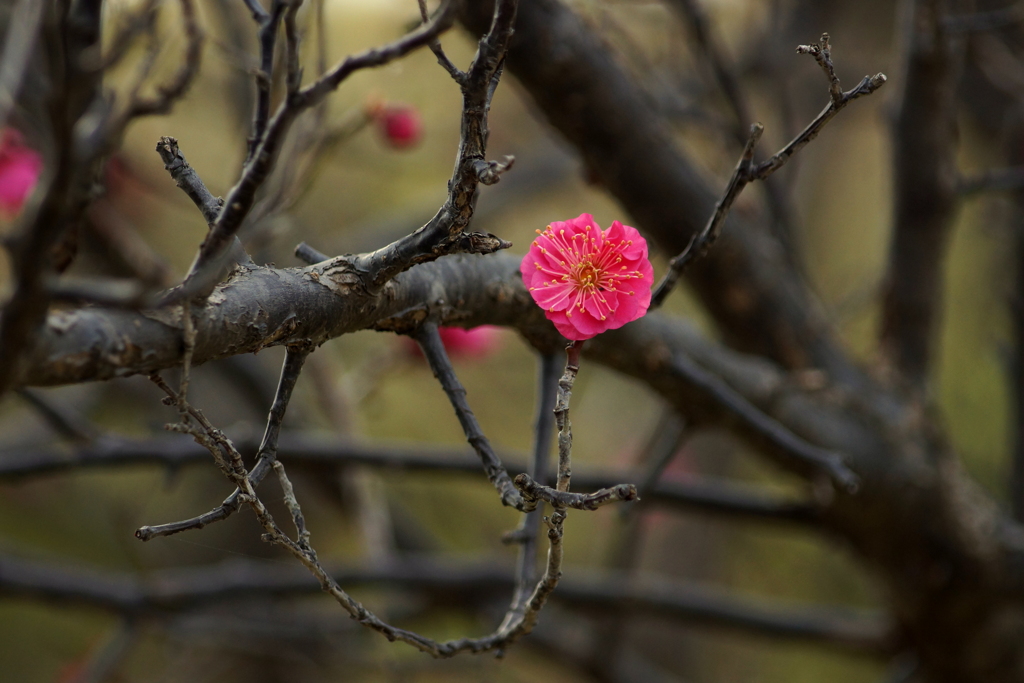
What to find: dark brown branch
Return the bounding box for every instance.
[141,330,592,658]
[0,552,891,654]
[12,250,857,499]
[554,341,581,492]
[649,32,886,308]
[669,351,858,492]
[880,0,964,391]
[651,123,762,307]
[413,322,525,510]
[0,432,819,525]
[246,0,287,162]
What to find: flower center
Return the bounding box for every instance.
[575,262,599,288]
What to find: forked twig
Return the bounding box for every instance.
[651,34,886,308]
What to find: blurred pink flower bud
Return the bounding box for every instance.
[521,213,654,340]
[374,104,423,149]
[404,325,503,360]
[0,128,42,216]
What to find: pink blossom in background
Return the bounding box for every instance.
[404,325,503,360]
[373,104,423,149]
[521,213,654,340]
[0,128,42,215]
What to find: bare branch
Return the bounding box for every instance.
[155,136,223,225]
[503,352,559,617]
[650,33,887,308]
[0,552,892,653]
[880,0,964,391]
[246,0,287,163]
[0,434,819,525]
[294,241,329,264]
[136,344,311,541]
[669,351,858,491]
[651,123,762,308]
[419,0,466,83]
[413,322,525,510]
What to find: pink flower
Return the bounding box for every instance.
[0,128,42,215]
[521,213,653,340]
[373,104,422,149]
[404,325,503,360]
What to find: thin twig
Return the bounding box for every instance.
[555,341,583,492]
[136,344,312,541]
[650,34,887,308]
[503,353,560,620]
[419,0,466,82]
[346,0,519,293]
[155,136,223,224]
[294,241,329,264]
[514,473,638,511]
[139,351,629,658]
[246,0,287,163]
[650,123,762,307]
[413,322,525,510]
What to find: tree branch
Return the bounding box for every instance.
[413,321,525,510]
[0,552,892,654]
[651,34,887,308]
[880,0,965,391]
[0,433,818,525]
[135,344,310,541]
